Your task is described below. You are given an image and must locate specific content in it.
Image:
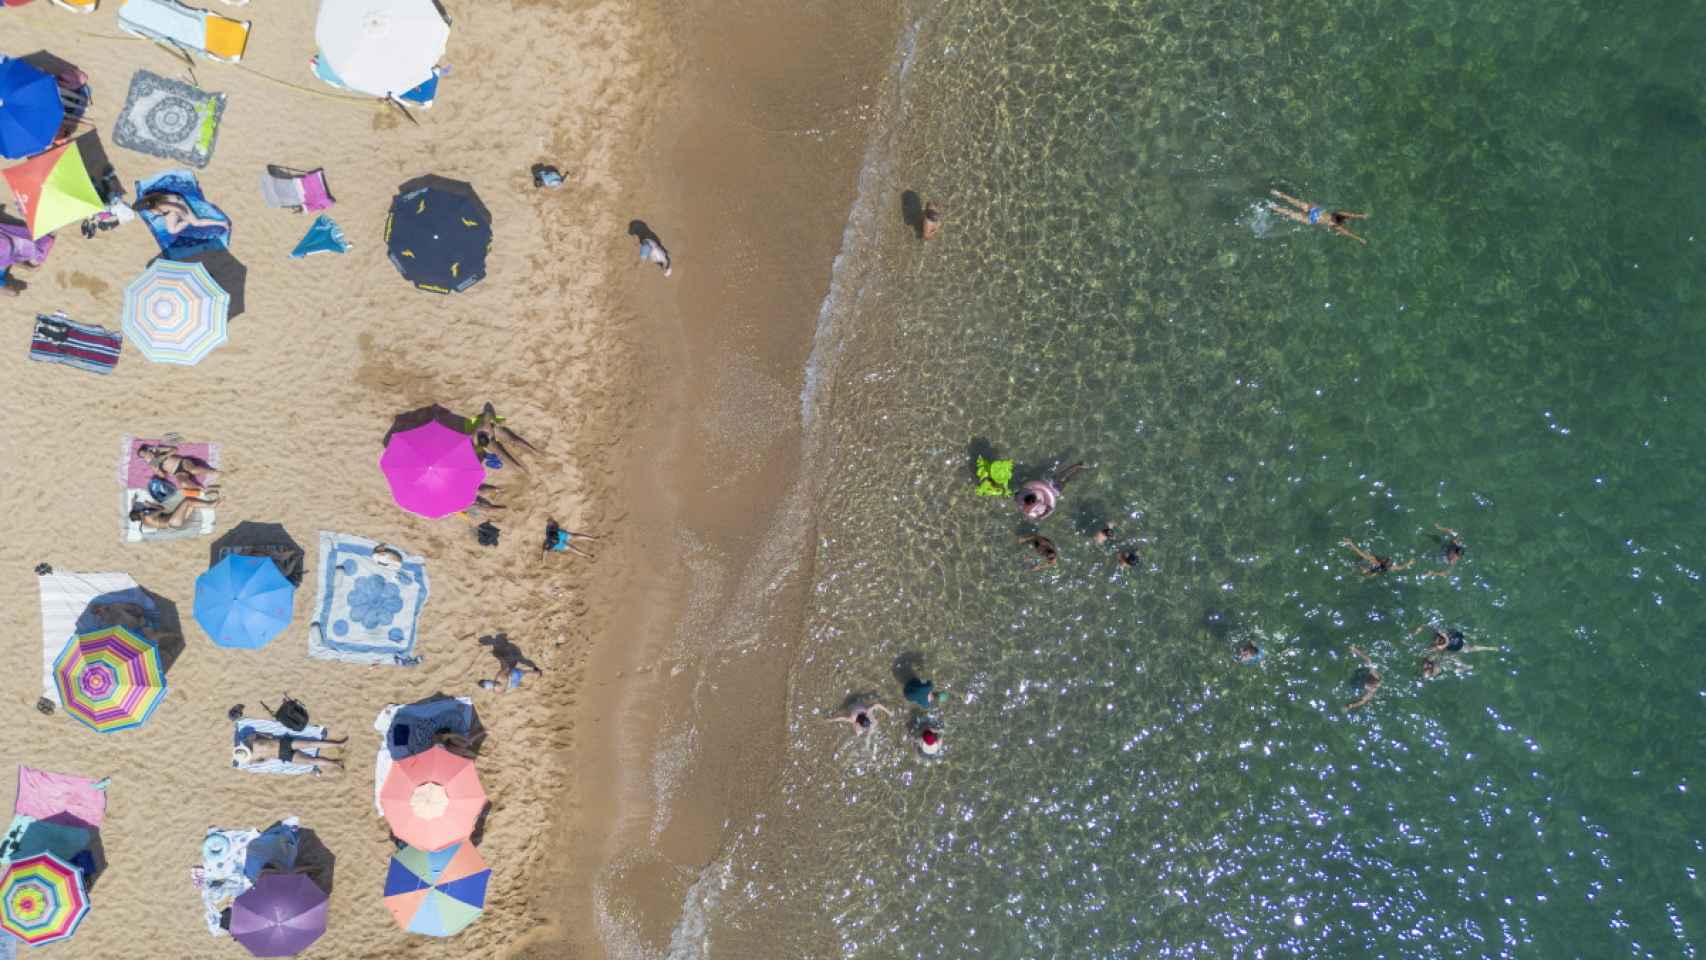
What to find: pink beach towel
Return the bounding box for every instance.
[121,436,219,489]
[15,765,106,830]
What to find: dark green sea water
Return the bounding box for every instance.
[697,0,1706,956]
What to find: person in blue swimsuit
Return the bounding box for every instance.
[903,676,948,708]
[1267,189,1368,244]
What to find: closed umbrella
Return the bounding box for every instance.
[379,419,484,518]
[0,57,63,159]
[2,139,102,238]
[122,259,230,364]
[195,554,295,649]
[384,180,490,293]
[230,872,328,958]
[379,746,485,852]
[0,853,88,945]
[52,624,167,734]
[383,841,489,937]
[315,0,449,98]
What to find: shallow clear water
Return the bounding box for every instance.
[705,0,1706,956]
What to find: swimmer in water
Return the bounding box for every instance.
[1093,523,1115,546]
[1411,623,1497,655]
[824,700,891,735]
[1116,548,1140,570]
[1422,523,1466,578]
[1342,538,1414,577]
[1015,462,1087,521]
[1236,641,1262,665]
[1017,533,1059,571]
[1345,644,1381,712]
[916,725,943,756]
[1267,189,1368,244]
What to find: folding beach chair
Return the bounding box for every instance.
[258,166,334,214]
[49,0,97,11]
[117,0,250,64]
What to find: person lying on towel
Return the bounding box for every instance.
[234,728,348,775]
[135,191,229,238]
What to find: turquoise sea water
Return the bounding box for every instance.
[703,0,1705,956]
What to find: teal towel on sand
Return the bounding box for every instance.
[291,215,350,258]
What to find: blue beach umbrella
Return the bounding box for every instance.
[194,554,296,649]
[384,179,491,294]
[0,58,64,160]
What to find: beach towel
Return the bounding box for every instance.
[232,717,329,775]
[112,70,225,169]
[308,532,427,666]
[135,169,230,259]
[196,818,297,937]
[290,214,349,258]
[371,697,472,815]
[14,766,106,830]
[29,312,121,374]
[35,571,156,707]
[119,435,219,543]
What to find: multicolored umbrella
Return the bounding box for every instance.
[0,852,88,945]
[230,872,328,957]
[379,746,486,852]
[122,260,230,364]
[2,139,102,238]
[52,624,167,734]
[316,0,449,99]
[379,419,484,519]
[0,57,64,160]
[385,181,490,293]
[194,554,295,649]
[383,841,489,937]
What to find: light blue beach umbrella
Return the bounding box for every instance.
[194,554,295,649]
[122,260,229,365]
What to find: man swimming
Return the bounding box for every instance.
[1018,533,1059,571]
[1422,523,1467,578]
[1342,538,1414,577]
[1267,189,1368,244]
[825,700,891,735]
[1345,644,1381,711]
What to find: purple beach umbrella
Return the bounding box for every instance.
[229,872,328,958]
[379,419,485,519]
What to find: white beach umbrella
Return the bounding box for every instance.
[316,0,450,98]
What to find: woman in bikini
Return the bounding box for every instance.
[130,495,220,531]
[134,192,227,237]
[138,443,223,490]
[1341,538,1414,577]
[1268,189,1368,244]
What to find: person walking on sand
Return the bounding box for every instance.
[1342,538,1413,577]
[1016,463,1087,521]
[478,632,543,694]
[825,700,891,735]
[1345,644,1382,712]
[1267,189,1368,244]
[543,520,599,559]
[1422,523,1467,578]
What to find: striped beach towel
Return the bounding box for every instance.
[30,313,122,374]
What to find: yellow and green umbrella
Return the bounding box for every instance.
[52,624,167,734]
[1,139,103,239]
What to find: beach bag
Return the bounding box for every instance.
[263,694,310,732]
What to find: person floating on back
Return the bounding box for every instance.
[1267,189,1368,244]
[1341,538,1413,577]
[1016,462,1087,521]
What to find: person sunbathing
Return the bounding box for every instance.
[235,729,347,774]
[130,495,219,530]
[138,443,223,489]
[135,192,227,236]
[88,602,182,649]
[543,520,598,558]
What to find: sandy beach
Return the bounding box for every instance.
[1,2,651,957]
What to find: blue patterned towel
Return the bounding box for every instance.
[136,169,231,259]
[308,532,427,666]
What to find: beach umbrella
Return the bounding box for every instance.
[0,57,64,160]
[379,419,484,518]
[379,747,486,852]
[383,841,489,937]
[0,852,88,946]
[385,181,490,293]
[316,0,450,99]
[52,624,167,734]
[122,259,230,364]
[2,140,102,238]
[194,554,296,649]
[229,872,328,957]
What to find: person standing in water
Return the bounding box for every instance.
[921,204,943,240]
[904,675,947,709]
[1267,189,1368,244]
[915,725,943,757]
[825,700,891,735]
[1236,641,1263,665]
[1016,463,1087,521]
[1342,538,1414,577]
[1345,644,1382,712]
[1422,523,1467,578]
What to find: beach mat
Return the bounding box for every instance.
[308,532,427,666]
[112,69,225,169]
[371,697,473,815]
[36,571,157,707]
[196,818,298,937]
[136,169,230,259]
[232,717,329,776]
[118,435,220,543]
[29,312,121,374]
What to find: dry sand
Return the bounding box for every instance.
[0,2,654,957]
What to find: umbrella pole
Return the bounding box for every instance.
[385,98,421,127]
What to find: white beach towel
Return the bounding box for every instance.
[232,718,329,776]
[307,532,427,666]
[35,571,150,706]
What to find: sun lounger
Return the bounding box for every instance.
[50,0,98,12]
[259,167,334,213]
[118,0,250,65]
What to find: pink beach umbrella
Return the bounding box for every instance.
[379,419,484,518]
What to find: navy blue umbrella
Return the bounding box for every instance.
[385,180,491,293]
[0,58,64,160]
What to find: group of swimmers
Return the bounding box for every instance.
[825,672,948,757]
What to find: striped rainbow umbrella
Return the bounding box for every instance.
[0,853,89,945]
[52,624,167,734]
[122,260,229,365]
